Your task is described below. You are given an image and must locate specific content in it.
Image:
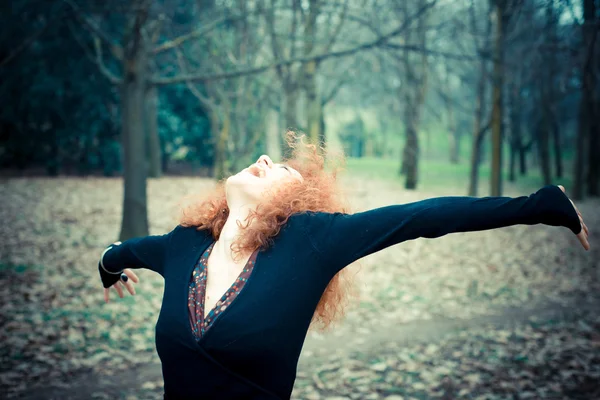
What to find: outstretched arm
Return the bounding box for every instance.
[98,225,180,291]
[303,185,588,273]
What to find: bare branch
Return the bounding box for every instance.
[153,13,240,54]
[385,43,482,61]
[63,0,124,60]
[93,37,123,84]
[321,0,350,54]
[174,47,216,110]
[0,11,61,67]
[152,1,437,86]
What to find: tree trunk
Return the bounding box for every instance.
[284,87,296,129]
[404,117,419,190]
[400,0,428,189]
[265,108,282,160]
[304,61,321,146]
[574,101,587,200]
[319,106,326,150]
[119,50,149,240]
[544,2,559,183]
[537,119,552,185]
[490,0,506,197]
[303,0,321,146]
[146,85,162,178]
[444,71,459,164]
[212,110,230,180]
[508,81,522,183]
[468,55,487,196]
[519,142,528,175]
[118,1,151,241]
[574,0,597,199]
[282,84,297,158]
[551,119,563,178]
[589,121,599,195]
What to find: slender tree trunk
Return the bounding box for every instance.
[537,118,552,185]
[551,119,562,178]
[468,129,486,196]
[544,2,559,183]
[212,110,230,180]
[490,0,506,197]
[304,61,321,145]
[265,108,282,161]
[303,0,321,146]
[146,85,162,178]
[589,121,600,195]
[508,81,522,183]
[574,0,597,199]
[282,85,297,158]
[119,46,149,240]
[404,108,420,189]
[319,105,326,150]
[468,56,487,196]
[519,142,528,175]
[283,86,297,129]
[400,0,428,189]
[118,1,151,240]
[444,71,459,164]
[574,102,587,200]
[508,142,516,182]
[448,116,459,164]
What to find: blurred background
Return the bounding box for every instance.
[1,0,599,399]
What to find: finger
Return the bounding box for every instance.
[104,288,110,303]
[578,232,590,251]
[122,279,136,296]
[579,216,588,236]
[558,185,565,193]
[114,282,125,298]
[569,199,581,216]
[124,269,139,284]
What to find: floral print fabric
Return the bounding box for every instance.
[188,242,258,340]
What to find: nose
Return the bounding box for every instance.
[257,155,272,168]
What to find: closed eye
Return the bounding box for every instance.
[281,165,291,173]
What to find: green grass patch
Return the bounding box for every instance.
[342,156,573,194]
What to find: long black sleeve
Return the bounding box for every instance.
[303,185,581,273]
[98,225,179,288]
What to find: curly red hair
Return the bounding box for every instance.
[177,132,356,330]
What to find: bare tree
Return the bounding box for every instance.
[489,0,515,197]
[396,0,430,190]
[468,0,491,197]
[574,0,599,199]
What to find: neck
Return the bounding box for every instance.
[218,200,258,252]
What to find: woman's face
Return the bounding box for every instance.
[226,155,303,200]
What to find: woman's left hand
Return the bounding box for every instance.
[558,185,590,251]
[103,269,140,303]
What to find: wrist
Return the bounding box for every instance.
[99,242,124,275]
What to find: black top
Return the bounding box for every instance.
[98,185,580,399]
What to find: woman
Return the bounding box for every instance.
[98,137,589,400]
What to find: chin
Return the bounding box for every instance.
[226,172,251,187]
[226,174,264,198]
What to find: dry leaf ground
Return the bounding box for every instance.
[0,176,598,399]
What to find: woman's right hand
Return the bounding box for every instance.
[558,185,590,251]
[103,269,139,303]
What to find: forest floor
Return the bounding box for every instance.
[1,174,599,399]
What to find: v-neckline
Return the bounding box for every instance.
[202,242,257,321]
[187,240,261,344]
